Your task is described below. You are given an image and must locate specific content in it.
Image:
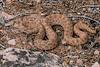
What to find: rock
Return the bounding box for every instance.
[34,0,41,3]
[5,0,12,4]
[69,60,74,65]
[76,59,83,65]
[92,62,100,67]
[1,12,14,20]
[8,39,16,45]
[94,50,99,55]
[0,48,63,67]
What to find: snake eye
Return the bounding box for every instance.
[17,0,27,4]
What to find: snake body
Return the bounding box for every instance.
[46,14,96,46]
[8,14,57,50]
[63,20,96,46]
[1,12,96,50]
[34,21,57,50]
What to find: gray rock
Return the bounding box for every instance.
[0,48,63,67]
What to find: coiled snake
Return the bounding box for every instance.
[1,13,96,50]
[46,14,96,46]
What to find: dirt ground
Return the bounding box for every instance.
[0,0,100,67]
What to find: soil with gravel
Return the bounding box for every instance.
[0,0,100,67]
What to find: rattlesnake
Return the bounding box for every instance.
[0,12,97,50]
[46,14,96,46]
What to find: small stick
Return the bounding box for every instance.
[68,15,100,25]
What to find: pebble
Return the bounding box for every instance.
[69,60,74,65]
[34,0,41,3]
[92,62,100,67]
[8,39,16,45]
[94,50,99,55]
[6,0,12,4]
[1,12,14,20]
[76,59,83,65]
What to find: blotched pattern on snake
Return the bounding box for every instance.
[8,14,57,50]
[46,14,96,46]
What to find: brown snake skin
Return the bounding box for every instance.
[46,14,96,46]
